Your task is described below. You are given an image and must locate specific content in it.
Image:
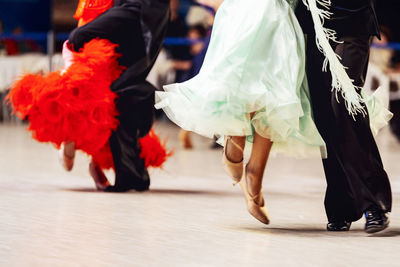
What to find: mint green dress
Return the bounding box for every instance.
[156,0,327,157]
[155,0,392,158]
[156,0,325,156]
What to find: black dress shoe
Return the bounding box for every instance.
[327,221,352,231]
[365,210,390,234]
[105,171,150,193]
[104,181,149,193]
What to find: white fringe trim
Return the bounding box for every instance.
[302,0,367,118]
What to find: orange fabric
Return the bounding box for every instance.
[74,0,114,27]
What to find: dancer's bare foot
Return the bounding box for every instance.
[238,133,272,225]
[58,142,75,171]
[179,130,193,149]
[89,162,111,191]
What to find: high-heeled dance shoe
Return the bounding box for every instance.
[222,136,244,184]
[239,171,270,224]
[89,162,111,191]
[58,142,75,171]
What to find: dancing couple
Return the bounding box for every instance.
[8,0,172,192]
[156,0,392,233]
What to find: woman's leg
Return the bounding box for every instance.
[223,135,246,183]
[239,131,272,224]
[246,132,273,198]
[225,136,245,163]
[179,130,193,149]
[89,161,111,190]
[58,142,76,171]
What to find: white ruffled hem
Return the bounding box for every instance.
[365,87,393,136]
[156,81,326,159]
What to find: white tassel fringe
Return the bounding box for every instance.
[302,0,367,118]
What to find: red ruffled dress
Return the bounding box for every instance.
[7,0,171,171]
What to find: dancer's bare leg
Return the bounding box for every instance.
[179,129,193,149]
[89,161,111,191]
[222,135,246,183]
[240,131,273,224]
[59,142,75,171]
[225,136,245,163]
[246,132,273,196]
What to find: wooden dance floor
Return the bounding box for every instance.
[0,122,399,266]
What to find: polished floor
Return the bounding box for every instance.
[0,122,399,266]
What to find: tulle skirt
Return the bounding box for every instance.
[156,0,326,157]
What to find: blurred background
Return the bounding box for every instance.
[1,0,400,143]
[1,2,400,265]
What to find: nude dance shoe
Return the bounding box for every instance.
[89,162,111,191]
[58,142,75,171]
[239,172,270,225]
[222,136,244,185]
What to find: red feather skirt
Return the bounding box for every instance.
[7,39,171,170]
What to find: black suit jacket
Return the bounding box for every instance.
[295,0,380,38]
[69,0,170,96]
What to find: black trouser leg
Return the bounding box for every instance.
[305,35,392,222]
[107,90,155,192]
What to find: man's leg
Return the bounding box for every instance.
[107,90,155,192]
[306,35,392,227]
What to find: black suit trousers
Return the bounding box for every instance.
[109,88,155,191]
[68,5,158,190]
[305,35,392,222]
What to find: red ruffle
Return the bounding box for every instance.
[74,0,114,27]
[7,38,171,171]
[7,39,121,170]
[139,129,173,168]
